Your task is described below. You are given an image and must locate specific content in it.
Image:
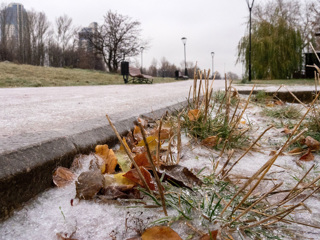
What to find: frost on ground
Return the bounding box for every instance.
[0,93,320,240]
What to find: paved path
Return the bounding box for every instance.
[0,81,224,154]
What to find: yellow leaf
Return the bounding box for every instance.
[115,151,132,172]
[188,109,200,121]
[119,137,131,153]
[142,226,182,240]
[113,173,136,186]
[137,135,159,152]
[95,145,118,174]
[266,102,274,107]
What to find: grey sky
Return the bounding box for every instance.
[12,0,252,76]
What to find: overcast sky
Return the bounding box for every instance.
[11,0,253,76]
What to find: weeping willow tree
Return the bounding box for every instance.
[238,2,304,79]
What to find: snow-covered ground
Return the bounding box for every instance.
[1,93,319,240]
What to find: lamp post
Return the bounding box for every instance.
[181,37,188,76]
[211,52,215,79]
[140,46,144,73]
[246,0,255,82]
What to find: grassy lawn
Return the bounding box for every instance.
[234,78,317,86]
[0,62,176,88]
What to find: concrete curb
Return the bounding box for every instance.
[0,100,188,220]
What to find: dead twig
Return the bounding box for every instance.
[106,114,152,194]
[138,122,168,216]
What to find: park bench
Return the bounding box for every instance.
[175,70,189,80]
[128,67,153,84]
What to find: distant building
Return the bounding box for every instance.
[79,22,98,52]
[78,22,105,70]
[6,3,27,42]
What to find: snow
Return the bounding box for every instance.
[1,92,320,239]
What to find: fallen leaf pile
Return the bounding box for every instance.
[52,116,204,239]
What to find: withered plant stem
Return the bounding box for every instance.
[209,71,216,91]
[272,84,283,98]
[165,135,175,164]
[185,221,206,236]
[282,86,307,108]
[310,42,320,64]
[204,70,210,123]
[268,173,320,210]
[266,186,320,227]
[222,125,273,179]
[241,203,303,230]
[187,86,192,108]
[138,122,168,216]
[156,118,163,170]
[285,128,308,150]
[216,149,234,177]
[281,164,315,202]
[231,84,255,131]
[197,78,202,108]
[261,185,320,228]
[106,115,152,194]
[229,99,240,125]
[176,114,182,165]
[224,74,231,125]
[240,208,320,229]
[220,91,320,217]
[193,72,198,105]
[230,182,283,225]
[219,140,229,158]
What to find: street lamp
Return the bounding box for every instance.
[181,37,188,76]
[246,0,255,81]
[140,46,144,73]
[211,52,215,79]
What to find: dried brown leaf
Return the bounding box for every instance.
[134,152,151,168]
[299,149,314,161]
[141,226,182,240]
[133,125,143,142]
[275,100,284,106]
[305,136,320,151]
[287,147,304,154]
[201,136,220,148]
[281,127,291,135]
[158,165,202,189]
[76,170,104,200]
[123,167,155,190]
[188,109,200,121]
[269,150,284,156]
[100,185,140,200]
[53,167,76,187]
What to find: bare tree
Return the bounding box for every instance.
[49,15,77,67]
[147,58,158,76]
[86,11,144,72]
[0,3,13,61]
[26,10,50,65]
[227,71,240,80]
